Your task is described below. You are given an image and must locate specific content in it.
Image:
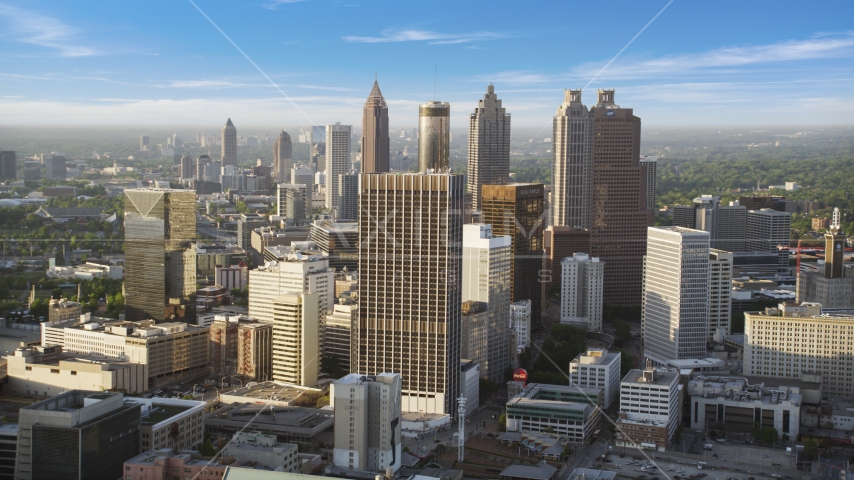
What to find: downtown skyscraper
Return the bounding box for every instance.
[467,85,510,211]
[325,123,351,216]
[354,172,464,415]
[418,101,450,173]
[124,189,196,321]
[221,117,237,167]
[361,81,389,173]
[551,89,652,306]
[552,89,593,229]
[273,129,293,182]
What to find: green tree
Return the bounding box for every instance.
[617,349,635,377]
[803,439,818,460]
[498,413,506,432]
[674,426,683,444]
[759,426,778,444]
[198,438,217,456]
[30,298,49,319]
[614,319,632,342]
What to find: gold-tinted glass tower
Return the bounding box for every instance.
[355,173,463,415]
[124,189,196,321]
[361,81,390,173]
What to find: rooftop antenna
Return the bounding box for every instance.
[434,63,437,100]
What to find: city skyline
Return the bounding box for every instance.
[0,2,853,126]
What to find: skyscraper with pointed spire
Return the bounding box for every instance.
[273,130,293,182]
[467,84,510,210]
[361,80,389,174]
[221,117,237,167]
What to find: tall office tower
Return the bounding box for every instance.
[361,81,390,174]
[321,302,357,374]
[467,84,510,210]
[326,124,351,212]
[310,125,327,171]
[542,226,591,304]
[0,151,16,181]
[237,213,267,251]
[797,208,854,308]
[16,391,141,480]
[172,134,182,149]
[559,253,605,332]
[277,184,309,224]
[272,292,319,386]
[124,189,196,321]
[180,155,193,180]
[746,209,792,272]
[481,183,545,323]
[708,249,733,339]
[639,156,658,211]
[196,154,212,181]
[509,299,532,351]
[691,195,748,252]
[417,101,451,172]
[589,89,651,306]
[461,224,511,382]
[671,205,695,228]
[354,173,464,415]
[337,173,359,221]
[552,89,593,228]
[43,153,66,180]
[333,373,402,473]
[248,255,335,324]
[273,130,293,182]
[310,221,359,271]
[744,303,854,396]
[140,135,150,151]
[291,167,315,208]
[221,117,237,167]
[642,227,710,366]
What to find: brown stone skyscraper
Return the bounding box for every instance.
[361,81,390,173]
[588,89,652,306]
[481,184,545,324]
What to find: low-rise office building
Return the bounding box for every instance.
[616,367,680,451]
[127,396,206,453]
[568,348,621,408]
[228,431,300,472]
[5,344,147,396]
[123,449,237,479]
[687,374,801,439]
[505,383,601,444]
[206,403,333,444]
[41,319,210,388]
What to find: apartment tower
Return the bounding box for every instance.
[418,101,451,172]
[273,130,293,182]
[221,117,237,167]
[272,292,320,386]
[552,89,593,229]
[642,227,710,365]
[326,124,351,213]
[708,249,733,339]
[361,81,390,173]
[467,84,510,210]
[559,253,605,332]
[354,173,464,415]
[124,189,196,321]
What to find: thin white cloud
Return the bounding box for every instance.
[262,0,304,10]
[573,32,854,79]
[343,28,504,44]
[0,3,95,57]
[142,52,160,56]
[160,80,269,89]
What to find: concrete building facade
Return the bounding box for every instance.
[568,348,621,408]
[559,253,604,331]
[272,293,320,387]
[325,124,351,212]
[616,367,680,451]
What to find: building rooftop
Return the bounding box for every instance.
[571,348,619,366]
[219,381,323,406]
[508,383,600,409]
[568,468,617,480]
[687,374,805,406]
[500,461,557,480]
[622,368,679,386]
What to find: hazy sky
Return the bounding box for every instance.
[1,0,853,127]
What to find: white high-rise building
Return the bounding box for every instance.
[559,253,604,332]
[332,373,402,473]
[272,292,319,386]
[642,227,710,366]
[569,348,621,408]
[325,124,351,212]
[467,85,510,210]
[708,249,733,340]
[248,255,334,325]
[461,224,511,382]
[551,89,592,228]
[510,299,531,352]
